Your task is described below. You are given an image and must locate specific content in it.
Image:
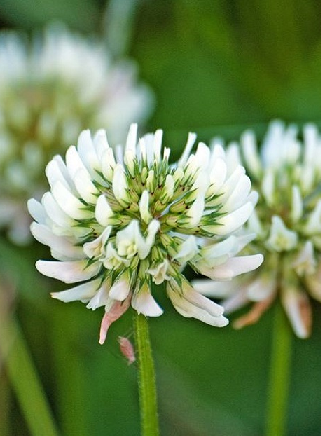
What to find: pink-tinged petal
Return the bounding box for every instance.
[233,295,274,329]
[30,223,84,260]
[118,337,136,365]
[200,254,263,280]
[36,260,101,283]
[282,289,311,338]
[131,283,163,317]
[305,266,321,302]
[99,297,131,344]
[51,278,101,302]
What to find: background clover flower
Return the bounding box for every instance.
[194,121,321,338]
[28,124,263,343]
[0,24,153,244]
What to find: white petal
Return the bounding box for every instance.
[163,174,174,201]
[46,158,71,190]
[109,277,131,301]
[27,199,47,224]
[66,145,86,180]
[51,278,101,302]
[101,148,116,181]
[200,254,263,280]
[132,284,163,316]
[186,194,205,227]
[36,259,101,283]
[200,236,237,265]
[42,192,74,228]
[208,157,227,191]
[222,174,252,213]
[192,279,236,298]
[95,195,113,226]
[188,142,210,175]
[173,236,199,263]
[112,164,128,203]
[152,129,163,162]
[93,129,110,161]
[139,190,151,224]
[282,289,311,338]
[77,130,100,175]
[210,202,254,236]
[86,280,111,310]
[52,181,93,220]
[167,281,228,327]
[182,282,224,317]
[73,168,98,203]
[30,222,84,260]
[125,123,137,154]
[178,132,197,167]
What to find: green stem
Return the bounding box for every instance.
[265,302,292,436]
[134,313,159,436]
[0,316,60,436]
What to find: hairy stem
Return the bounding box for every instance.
[134,313,159,436]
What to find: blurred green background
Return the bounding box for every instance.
[1,0,321,435]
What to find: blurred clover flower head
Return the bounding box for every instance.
[0,24,153,244]
[194,121,321,338]
[28,124,263,343]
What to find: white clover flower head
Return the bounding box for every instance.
[195,121,321,338]
[0,24,153,244]
[28,124,263,343]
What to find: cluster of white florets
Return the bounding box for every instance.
[0,25,153,244]
[195,121,321,337]
[28,124,263,343]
